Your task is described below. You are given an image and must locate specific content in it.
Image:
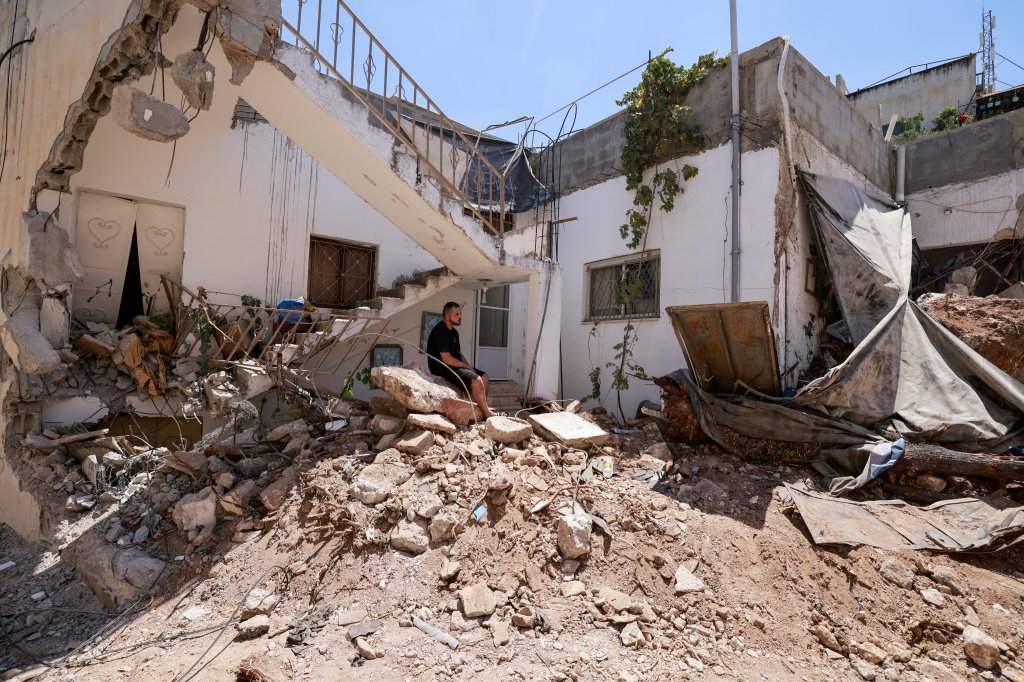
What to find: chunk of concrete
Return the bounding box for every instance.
[259,467,296,511]
[172,487,217,533]
[484,416,533,445]
[396,429,433,456]
[459,583,497,618]
[61,534,166,610]
[674,564,705,593]
[999,282,1024,299]
[528,412,610,447]
[24,212,85,287]
[370,414,404,435]
[390,519,430,555]
[236,614,270,640]
[111,84,190,143]
[353,449,413,504]
[40,297,70,349]
[170,49,215,111]
[220,479,257,516]
[2,315,62,374]
[962,625,1002,670]
[429,506,464,543]
[369,395,408,418]
[556,512,592,559]
[407,413,457,434]
[266,418,308,441]
[371,366,458,413]
[234,360,273,397]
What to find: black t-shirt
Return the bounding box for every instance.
[427,321,462,376]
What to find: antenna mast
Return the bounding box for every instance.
[981,7,996,94]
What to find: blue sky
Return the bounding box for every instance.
[287,1,1024,141]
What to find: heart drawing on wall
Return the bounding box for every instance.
[87,218,122,249]
[145,226,175,257]
[74,308,107,324]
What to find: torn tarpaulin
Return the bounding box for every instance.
[784,483,1024,552]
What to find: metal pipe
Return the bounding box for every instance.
[729,0,742,303]
[895,144,906,203]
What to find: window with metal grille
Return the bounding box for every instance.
[586,253,660,321]
[308,237,377,308]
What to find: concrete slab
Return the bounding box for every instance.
[527,412,610,448]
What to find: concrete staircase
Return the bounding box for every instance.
[487,380,523,412]
[355,267,460,318]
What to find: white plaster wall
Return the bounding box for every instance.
[68,8,443,309]
[549,144,780,419]
[907,168,1024,248]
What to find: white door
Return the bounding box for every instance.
[73,192,137,326]
[476,285,510,379]
[73,191,185,326]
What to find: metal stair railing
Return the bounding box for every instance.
[281,0,508,236]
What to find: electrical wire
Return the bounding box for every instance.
[534,55,653,127]
[0,0,28,187]
[996,52,1024,75]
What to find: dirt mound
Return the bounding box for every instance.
[919,292,1024,380]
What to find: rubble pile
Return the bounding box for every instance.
[918,292,1024,382]
[5,367,1024,681]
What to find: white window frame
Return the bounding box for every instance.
[584,250,661,323]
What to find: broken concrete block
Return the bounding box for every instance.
[266,418,307,441]
[999,282,1024,299]
[170,49,216,111]
[396,429,433,456]
[259,467,296,511]
[459,583,497,618]
[963,625,1002,669]
[74,334,115,357]
[354,449,413,504]
[370,414,404,435]
[443,397,477,426]
[371,366,459,413]
[236,615,270,640]
[61,534,166,610]
[620,621,644,648]
[674,564,705,593]
[484,416,533,445]
[220,479,257,516]
[111,84,189,143]
[556,512,592,559]
[370,395,408,418]
[40,297,70,349]
[240,588,279,619]
[950,265,978,293]
[390,519,430,555]
[172,486,217,533]
[429,506,464,543]
[83,454,101,487]
[234,360,273,397]
[529,412,610,448]
[406,413,457,434]
[216,1,280,84]
[24,212,85,287]
[2,315,63,374]
[204,371,240,416]
[943,282,970,295]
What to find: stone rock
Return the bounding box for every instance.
[132,526,150,544]
[528,412,610,447]
[82,454,101,487]
[172,487,217,533]
[2,315,63,374]
[492,620,510,646]
[813,624,842,652]
[215,472,237,489]
[236,615,270,640]
[597,587,633,612]
[915,474,947,493]
[111,84,189,143]
[102,452,127,468]
[371,366,458,413]
[282,433,310,456]
[560,581,586,598]
[674,564,704,594]
[556,513,592,559]
[999,282,1024,299]
[920,587,946,607]
[61,534,166,610]
[850,657,877,681]
[878,558,914,589]
[963,625,1002,669]
[440,560,461,581]
[484,416,534,445]
[355,637,384,660]
[856,641,887,665]
[390,519,430,555]
[486,461,514,491]
[407,413,457,434]
[266,419,308,441]
[370,414,405,435]
[944,282,970,295]
[429,506,463,543]
[347,618,382,640]
[459,583,497,618]
[442,398,478,426]
[647,443,674,462]
[950,265,978,292]
[927,565,965,596]
[170,49,216,111]
[511,605,537,628]
[259,467,296,511]
[396,429,433,456]
[620,621,644,648]
[335,609,368,626]
[220,479,257,516]
[354,450,413,504]
[241,589,279,619]
[203,371,239,417]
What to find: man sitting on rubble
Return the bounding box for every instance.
[427,301,496,418]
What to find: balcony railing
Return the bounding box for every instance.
[281,0,508,235]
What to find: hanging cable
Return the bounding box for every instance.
[0,0,30,187]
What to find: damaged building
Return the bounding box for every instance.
[2,0,1024,679]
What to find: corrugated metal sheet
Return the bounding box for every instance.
[666,301,781,396]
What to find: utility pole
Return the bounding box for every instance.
[981,8,996,94]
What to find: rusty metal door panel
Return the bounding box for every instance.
[666,301,781,396]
